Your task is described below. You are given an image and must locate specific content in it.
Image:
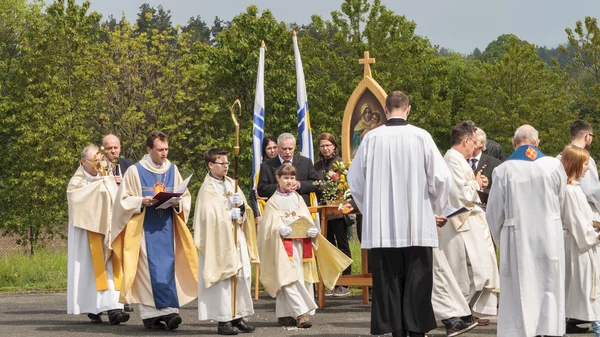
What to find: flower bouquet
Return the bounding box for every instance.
[313,161,352,206]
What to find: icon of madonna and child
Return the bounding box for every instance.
[351,102,384,155]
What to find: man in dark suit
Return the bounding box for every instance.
[470,128,501,193]
[483,139,505,162]
[103,134,135,186]
[257,133,319,205]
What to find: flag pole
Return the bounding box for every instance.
[230,99,241,319]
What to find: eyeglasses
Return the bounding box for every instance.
[213,162,230,166]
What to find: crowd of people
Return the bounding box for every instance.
[65,90,600,337]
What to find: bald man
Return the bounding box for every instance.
[102,134,135,186]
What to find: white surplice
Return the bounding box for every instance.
[486,155,567,337]
[67,167,123,315]
[432,245,471,320]
[440,148,499,315]
[348,122,451,249]
[270,191,318,319]
[197,177,254,322]
[563,182,600,321]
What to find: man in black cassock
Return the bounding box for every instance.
[348,91,451,337]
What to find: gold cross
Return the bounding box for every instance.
[359,51,376,78]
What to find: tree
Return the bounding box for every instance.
[465,36,575,155]
[182,15,210,44]
[479,34,529,64]
[135,3,174,35]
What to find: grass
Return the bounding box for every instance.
[0,240,365,294]
[0,249,67,292]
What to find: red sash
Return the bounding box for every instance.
[283,238,313,262]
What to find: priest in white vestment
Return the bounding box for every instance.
[193,148,259,335]
[348,91,451,337]
[486,125,567,337]
[67,144,129,325]
[440,121,499,322]
[432,217,478,335]
[258,163,352,329]
[110,131,197,330]
[560,145,600,325]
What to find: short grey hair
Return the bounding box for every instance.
[475,128,487,142]
[513,125,539,146]
[81,144,99,160]
[277,133,296,145]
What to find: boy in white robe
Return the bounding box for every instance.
[67,145,129,325]
[258,163,352,328]
[560,145,600,332]
[193,148,259,335]
[487,125,567,337]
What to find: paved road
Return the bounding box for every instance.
[0,292,593,336]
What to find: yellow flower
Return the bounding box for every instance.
[338,183,344,190]
[340,175,346,182]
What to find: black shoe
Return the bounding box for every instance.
[143,317,167,329]
[108,309,130,325]
[162,313,182,331]
[87,313,102,324]
[218,321,240,335]
[232,318,255,333]
[566,321,589,333]
[123,304,134,312]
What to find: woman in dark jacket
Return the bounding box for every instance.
[314,133,353,297]
[249,136,278,227]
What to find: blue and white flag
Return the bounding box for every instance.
[252,42,265,196]
[292,32,314,162]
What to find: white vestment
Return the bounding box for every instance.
[563,182,600,321]
[486,153,567,337]
[67,167,123,315]
[431,245,471,320]
[110,155,195,319]
[271,191,318,319]
[348,122,451,249]
[197,177,254,322]
[440,148,499,315]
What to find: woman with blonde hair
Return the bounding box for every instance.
[561,144,600,336]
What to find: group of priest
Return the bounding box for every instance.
[66,90,600,337]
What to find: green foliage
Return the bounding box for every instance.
[0,0,596,249]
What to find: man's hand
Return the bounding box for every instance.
[435,215,448,228]
[114,175,123,184]
[255,215,262,229]
[342,203,354,213]
[279,225,292,237]
[143,196,157,207]
[475,172,489,190]
[291,181,301,191]
[307,227,319,238]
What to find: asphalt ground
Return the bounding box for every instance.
[0,292,594,336]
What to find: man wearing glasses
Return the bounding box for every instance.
[193,148,258,335]
[440,121,499,329]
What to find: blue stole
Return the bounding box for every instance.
[507,145,545,162]
[135,162,179,309]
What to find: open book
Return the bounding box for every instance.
[153,174,192,208]
[441,205,470,219]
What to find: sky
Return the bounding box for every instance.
[80,0,600,54]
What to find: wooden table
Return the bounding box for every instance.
[308,205,372,309]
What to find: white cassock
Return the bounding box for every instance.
[440,148,499,315]
[67,167,123,315]
[197,177,254,322]
[563,182,600,321]
[432,244,471,320]
[486,149,567,337]
[271,191,317,319]
[348,122,451,249]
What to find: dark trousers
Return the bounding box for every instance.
[326,217,352,275]
[370,246,435,336]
